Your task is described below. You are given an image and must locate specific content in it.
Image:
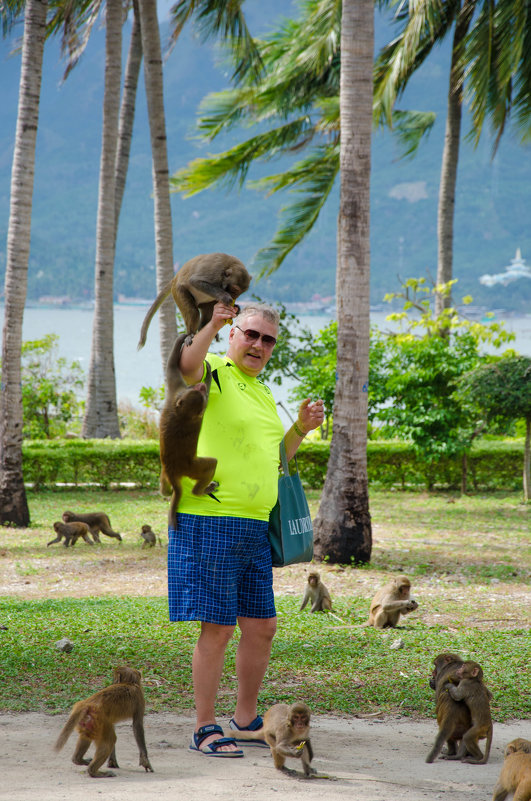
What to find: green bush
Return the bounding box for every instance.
[21,437,524,491]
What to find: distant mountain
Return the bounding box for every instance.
[1,3,531,312]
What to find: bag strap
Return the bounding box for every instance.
[279,438,300,477]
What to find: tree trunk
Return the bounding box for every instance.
[313,0,372,564]
[0,0,48,526]
[114,1,143,237]
[524,417,530,503]
[137,0,177,367]
[82,0,123,438]
[435,2,473,317]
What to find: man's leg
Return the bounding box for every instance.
[233,616,277,726]
[193,621,237,752]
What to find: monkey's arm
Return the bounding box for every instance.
[381,600,418,613]
[300,588,311,611]
[444,682,465,701]
[179,302,235,384]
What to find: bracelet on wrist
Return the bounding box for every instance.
[293,420,308,438]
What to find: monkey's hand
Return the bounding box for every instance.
[295,741,306,752]
[405,600,418,611]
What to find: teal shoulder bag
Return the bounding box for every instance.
[268,439,314,567]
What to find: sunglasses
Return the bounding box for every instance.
[235,325,277,347]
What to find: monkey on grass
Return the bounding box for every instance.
[159,333,218,527]
[48,521,93,548]
[366,575,418,628]
[300,571,333,613]
[491,738,531,801]
[54,666,153,778]
[426,652,472,763]
[138,252,251,348]
[62,511,122,543]
[139,524,162,548]
[442,660,493,764]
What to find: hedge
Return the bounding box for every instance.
[21,437,524,492]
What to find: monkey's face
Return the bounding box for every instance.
[227,313,278,377]
[308,573,319,587]
[398,583,411,599]
[291,712,309,731]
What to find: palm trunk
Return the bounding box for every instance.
[82,0,122,438]
[0,0,48,526]
[524,417,530,503]
[313,0,372,564]
[114,1,143,237]
[435,1,473,318]
[137,0,177,367]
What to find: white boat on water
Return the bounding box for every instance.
[480,248,531,287]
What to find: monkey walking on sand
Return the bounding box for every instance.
[55,666,153,778]
[137,252,251,348]
[231,702,315,777]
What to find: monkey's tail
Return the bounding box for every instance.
[137,280,173,350]
[326,610,346,624]
[54,706,85,752]
[481,728,493,764]
[168,484,182,530]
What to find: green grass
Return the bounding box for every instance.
[0,487,529,721]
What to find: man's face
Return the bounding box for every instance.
[227,313,278,377]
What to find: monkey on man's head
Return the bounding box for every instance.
[138,252,251,348]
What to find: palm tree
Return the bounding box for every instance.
[374,0,531,316]
[0,0,48,525]
[137,0,177,368]
[82,0,122,438]
[312,0,373,563]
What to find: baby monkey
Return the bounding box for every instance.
[233,702,314,777]
[300,571,333,613]
[442,660,493,764]
[55,666,153,778]
[139,524,162,548]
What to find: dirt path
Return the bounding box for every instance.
[1,711,529,801]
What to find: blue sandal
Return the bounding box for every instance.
[228,716,268,747]
[190,724,244,758]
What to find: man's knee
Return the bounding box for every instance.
[239,616,277,643]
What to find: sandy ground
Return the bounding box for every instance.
[1,711,530,801]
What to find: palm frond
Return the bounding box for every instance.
[170,117,317,196]
[168,0,262,83]
[251,144,339,277]
[1,0,25,35]
[374,0,458,127]
[389,109,437,158]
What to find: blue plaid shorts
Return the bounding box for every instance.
[168,514,276,626]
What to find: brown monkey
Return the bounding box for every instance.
[139,525,161,548]
[233,702,314,776]
[137,252,251,347]
[62,511,122,543]
[426,652,472,763]
[159,333,218,528]
[54,666,153,778]
[300,571,333,612]
[366,576,418,628]
[492,739,531,801]
[48,521,93,548]
[442,660,493,764]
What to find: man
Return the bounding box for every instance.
[170,300,324,757]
